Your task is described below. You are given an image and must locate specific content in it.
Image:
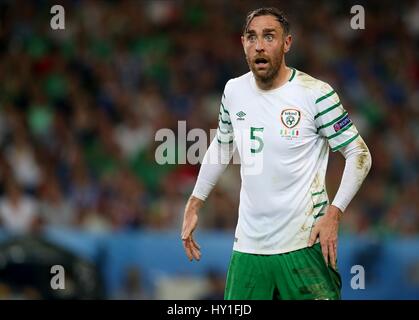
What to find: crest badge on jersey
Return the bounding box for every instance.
[281,109,301,128]
[280,108,301,139]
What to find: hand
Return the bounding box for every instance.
[308,205,342,269]
[181,196,204,261]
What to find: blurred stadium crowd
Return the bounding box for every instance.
[0,0,417,238]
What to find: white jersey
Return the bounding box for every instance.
[217,68,360,254]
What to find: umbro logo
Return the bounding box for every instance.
[236,111,246,120]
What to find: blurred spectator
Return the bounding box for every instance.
[38,176,75,227]
[0,180,40,234]
[5,131,42,194]
[114,108,152,161]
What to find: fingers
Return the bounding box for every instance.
[308,226,319,247]
[190,240,201,261]
[182,237,201,262]
[329,241,337,269]
[320,239,338,268]
[191,238,201,250]
[328,242,335,268]
[182,239,193,261]
[181,214,200,261]
[321,241,329,266]
[308,213,339,268]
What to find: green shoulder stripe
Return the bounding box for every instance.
[315,90,335,104]
[221,102,230,115]
[314,101,341,120]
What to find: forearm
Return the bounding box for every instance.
[191,137,235,201]
[331,137,372,212]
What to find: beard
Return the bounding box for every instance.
[246,46,284,85]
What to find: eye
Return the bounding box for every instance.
[247,35,256,42]
[265,34,274,41]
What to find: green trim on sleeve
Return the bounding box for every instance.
[314,101,341,119]
[311,189,325,196]
[221,102,230,115]
[217,137,234,144]
[315,90,335,104]
[313,201,328,209]
[219,112,232,125]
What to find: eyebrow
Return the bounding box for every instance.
[246,28,277,35]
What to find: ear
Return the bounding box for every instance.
[283,34,292,53]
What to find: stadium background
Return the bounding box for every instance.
[0,0,417,299]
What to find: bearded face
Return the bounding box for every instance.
[246,42,285,84]
[242,15,291,87]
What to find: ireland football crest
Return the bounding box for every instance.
[281,109,301,128]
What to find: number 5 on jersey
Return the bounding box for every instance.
[250,127,264,153]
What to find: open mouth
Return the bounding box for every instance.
[254,57,269,67]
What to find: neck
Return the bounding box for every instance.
[255,62,291,91]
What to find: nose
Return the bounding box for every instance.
[255,39,264,52]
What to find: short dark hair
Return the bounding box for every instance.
[243,7,290,35]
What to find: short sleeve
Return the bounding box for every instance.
[314,83,360,152]
[217,89,234,144]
